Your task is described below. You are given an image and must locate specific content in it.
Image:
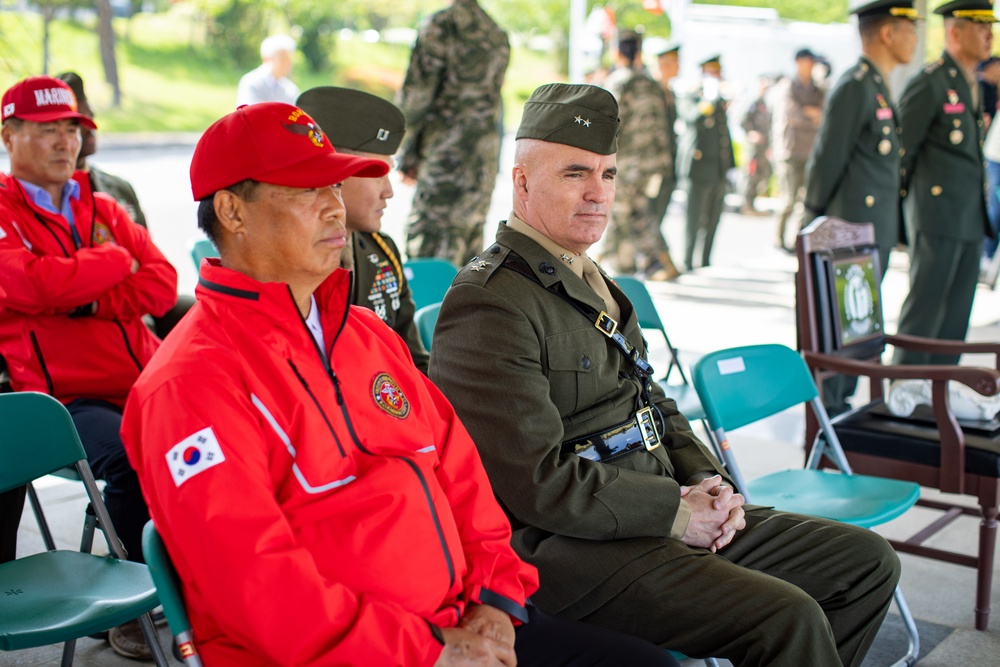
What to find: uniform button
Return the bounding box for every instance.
[899,148,905,157]
[900,168,906,175]
[931,185,943,196]
[883,126,891,135]
[896,127,902,134]
[693,149,703,160]
[489,244,500,254]
[580,356,592,370]
[539,262,556,275]
[865,195,875,207]
[901,189,907,197]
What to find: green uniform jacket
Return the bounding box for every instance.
[900,52,989,243]
[349,231,429,373]
[676,90,735,183]
[88,165,147,229]
[429,223,730,617]
[804,57,902,254]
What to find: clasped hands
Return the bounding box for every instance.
[434,603,517,667]
[680,474,746,553]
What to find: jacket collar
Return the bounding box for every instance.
[196,259,353,351]
[495,221,637,330]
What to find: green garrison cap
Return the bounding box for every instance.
[296,86,405,155]
[851,0,921,20]
[516,83,620,155]
[935,0,997,22]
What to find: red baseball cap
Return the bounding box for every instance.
[190,102,389,201]
[1,76,97,129]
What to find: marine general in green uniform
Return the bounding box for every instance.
[805,1,920,270]
[429,83,900,666]
[677,55,735,270]
[298,87,429,373]
[895,0,995,366]
[803,0,920,414]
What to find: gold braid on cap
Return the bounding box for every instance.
[953,9,997,21]
[889,7,919,18]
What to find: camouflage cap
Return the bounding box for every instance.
[296,86,405,155]
[516,83,619,155]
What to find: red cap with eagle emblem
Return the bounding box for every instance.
[189,102,389,201]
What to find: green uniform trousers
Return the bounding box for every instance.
[577,508,899,667]
[776,157,808,248]
[894,232,982,365]
[685,178,726,269]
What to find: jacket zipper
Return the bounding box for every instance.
[287,359,346,458]
[112,320,143,372]
[29,331,54,395]
[289,284,457,588]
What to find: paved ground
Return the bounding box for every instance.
[6,136,1000,665]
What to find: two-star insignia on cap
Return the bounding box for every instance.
[574,115,592,127]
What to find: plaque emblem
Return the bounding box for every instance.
[878,139,892,155]
[950,129,964,145]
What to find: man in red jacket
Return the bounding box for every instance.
[120,102,676,666]
[0,75,178,658]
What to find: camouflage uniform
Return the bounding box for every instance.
[601,66,673,275]
[397,0,509,267]
[739,95,772,212]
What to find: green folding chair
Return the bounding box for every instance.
[143,522,203,667]
[414,302,442,351]
[693,344,921,666]
[190,238,219,270]
[0,392,169,666]
[404,258,459,310]
[612,276,706,423]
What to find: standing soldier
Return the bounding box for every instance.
[740,75,773,216]
[397,0,509,267]
[677,55,735,270]
[803,0,920,415]
[774,48,825,252]
[651,44,681,227]
[602,30,679,280]
[895,0,995,365]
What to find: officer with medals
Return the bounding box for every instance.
[677,55,735,270]
[803,0,920,414]
[895,0,995,365]
[297,87,429,373]
[430,83,901,666]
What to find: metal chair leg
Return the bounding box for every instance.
[704,658,720,667]
[59,637,76,667]
[888,585,920,667]
[26,482,57,551]
[137,611,170,667]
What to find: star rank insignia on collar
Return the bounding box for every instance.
[470,260,492,272]
[560,253,575,264]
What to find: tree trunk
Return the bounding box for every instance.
[96,0,122,107]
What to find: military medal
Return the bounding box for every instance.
[878,139,892,155]
[947,89,959,105]
[705,117,715,129]
[950,129,964,145]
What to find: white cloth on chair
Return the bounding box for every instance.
[887,379,1000,422]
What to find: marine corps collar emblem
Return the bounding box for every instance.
[371,372,410,419]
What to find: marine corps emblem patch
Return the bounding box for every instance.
[371,372,409,419]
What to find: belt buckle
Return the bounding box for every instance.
[595,311,618,338]
[636,406,661,451]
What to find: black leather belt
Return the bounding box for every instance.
[563,407,662,463]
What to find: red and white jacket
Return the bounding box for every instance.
[121,260,538,667]
[0,172,177,408]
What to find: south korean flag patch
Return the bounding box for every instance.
[166,427,226,487]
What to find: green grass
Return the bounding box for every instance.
[0,7,561,134]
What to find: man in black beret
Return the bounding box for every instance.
[430,82,901,667]
[297,87,429,373]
